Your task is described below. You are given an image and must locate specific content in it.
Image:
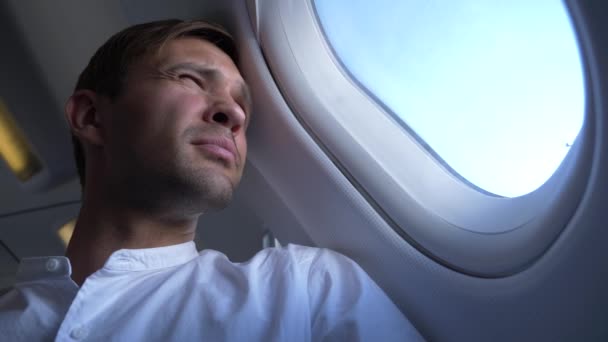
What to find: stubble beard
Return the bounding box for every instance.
[109,147,238,218]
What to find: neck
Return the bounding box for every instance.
[65,190,199,286]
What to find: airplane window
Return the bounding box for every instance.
[313,0,584,198]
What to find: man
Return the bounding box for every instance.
[0,19,423,341]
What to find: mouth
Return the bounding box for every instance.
[191,136,237,164]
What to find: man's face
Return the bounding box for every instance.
[98,37,251,213]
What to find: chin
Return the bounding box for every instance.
[189,171,237,211]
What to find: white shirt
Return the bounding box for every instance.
[0,242,423,341]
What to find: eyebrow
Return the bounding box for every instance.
[166,62,253,115]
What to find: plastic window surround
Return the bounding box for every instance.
[254,0,592,277]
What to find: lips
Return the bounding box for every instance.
[191,136,237,163]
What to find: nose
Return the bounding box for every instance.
[204,99,246,134]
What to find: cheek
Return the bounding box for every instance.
[129,94,200,139]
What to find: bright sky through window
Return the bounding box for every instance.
[314,0,584,197]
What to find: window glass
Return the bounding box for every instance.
[313,0,584,197]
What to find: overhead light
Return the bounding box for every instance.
[0,99,42,181]
[58,219,76,246]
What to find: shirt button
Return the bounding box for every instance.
[70,326,88,340]
[46,258,60,272]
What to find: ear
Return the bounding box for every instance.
[65,89,104,146]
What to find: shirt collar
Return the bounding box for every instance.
[102,241,199,272]
[14,241,199,284]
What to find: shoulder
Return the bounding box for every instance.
[236,244,381,308]
[238,244,361,277]
[194,244,366,295]
[261,245,426,341]
[263,244,369,286]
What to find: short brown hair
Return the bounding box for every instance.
[71,19,238,187]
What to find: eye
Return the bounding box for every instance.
[178,73,204,88]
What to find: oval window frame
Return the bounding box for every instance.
[255,0,593,276]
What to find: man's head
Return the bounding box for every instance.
[65,19,251,216]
